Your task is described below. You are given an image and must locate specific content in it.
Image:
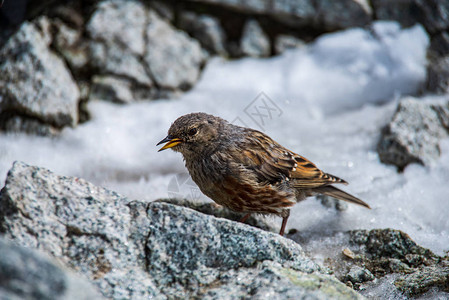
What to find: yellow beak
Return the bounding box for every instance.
[157,136,182,152]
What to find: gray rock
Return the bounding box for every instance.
[394,264,449,297]
[346,266,375,284]
[0,115,60,136]
[240,19,271,57]
[158,198,279,233]
[87,0,153,87]
[185,0,371,30]
[0,161,161,299]
[145,10,206,90]
[377,96,449,170]
[0,161,363,299]
[147,201,365,299]
[316,194,348,211]
[0,20,80,133]
[274,34,305,55]
[149,0,175,21]
[430,32,449,57]
[90,75,134,104]
[178,11,227,56]
[427,56,449,94]
[0,237,103,300]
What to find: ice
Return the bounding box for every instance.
[1,21,448,263]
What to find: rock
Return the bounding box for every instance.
[394,264,449,296]
[274,34,305,55]
[184,0,372,31]
[87,0,153,87]
[429,32,449,57]
[178,11,227,56]
[90,75,134,104]
[0,161,363,299]
[240,19,270,57]
[0,20,80,134]
[316,194,348,211]
[0,237,104,300]
[158,198,279,233]
[346,266,375,284]
[149,0,175,21]
[0,115,60,136]
[414,0,449,34]
[289,228,449,296]
[0,161,160,299]
[377,96,449,170]
[427,56,449,94]
[145,10,207,90]
[371,0,420,28]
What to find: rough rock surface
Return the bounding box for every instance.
[0,20,80,134]
[86,0,206,100]
[377,96,449,170]
[0,237,103,300]
[274,34,306,55]
[0,161,363,299]
[288,228,449,296]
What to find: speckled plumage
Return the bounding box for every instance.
[158,112,370,235]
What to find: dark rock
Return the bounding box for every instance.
[414,0,449,34]
[0,161,363,299]
[429,32,449,57]
[377,96,449,170]
[178,11,227,56]
[427,56,449,94]
[371,0,420,28]
[240,19,270,57]
[0,237,103,300]
[394,264,449,296]
[0,20,79,134]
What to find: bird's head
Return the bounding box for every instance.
[157,112,227,156]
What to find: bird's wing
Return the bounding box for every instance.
[237,129,347,188]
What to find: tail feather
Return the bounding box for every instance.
[315,186,370,209]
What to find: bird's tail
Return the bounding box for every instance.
[315,186,370,209]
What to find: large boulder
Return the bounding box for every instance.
[377,96,449,170]
[0,237,103,300]
[0,161,364,299]
[0,20,80,135]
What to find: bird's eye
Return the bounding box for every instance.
[188,128,198,136]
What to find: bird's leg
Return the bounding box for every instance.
[279,210,290,236]
[239,213,251,223]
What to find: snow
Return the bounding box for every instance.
[1,21,448,264]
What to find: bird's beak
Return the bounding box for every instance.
[157,136,183,152]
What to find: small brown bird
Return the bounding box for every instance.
[157,112,370,236]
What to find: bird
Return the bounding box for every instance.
[157,112,370,236]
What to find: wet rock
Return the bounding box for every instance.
[145,10,207,90]
[274,34,305,55]
[0,161,363,299]
[0,237,103,300]
[178,11,227,56]
[377,96,449,170]
[240,19,270,57]
[0,20,80,134]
